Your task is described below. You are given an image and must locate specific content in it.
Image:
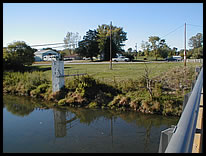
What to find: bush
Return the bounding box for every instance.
[88,102,98,109]
[3,71,50,96]
[58,99,67,106]
[65,92,86,106]
[30,83,50,98]
[129,98,141,110]
[162,100,174,116]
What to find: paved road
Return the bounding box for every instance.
[33,60,168,66]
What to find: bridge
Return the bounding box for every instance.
[158,67,203,153]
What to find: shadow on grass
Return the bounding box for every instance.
[132,60,147,62]
[4,65,72,73]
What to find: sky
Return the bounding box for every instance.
[3,3,203,51]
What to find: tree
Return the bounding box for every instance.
[3,41,35,70]
[188,33,203,49]
[76,29,100,61]
[191,47,203,59]
[148,36,160,60]
[96,24,127,60]
[99,36,119,61]
[188,33,203,59]
[141,41,150,57]
[63,32,81,54]
[158,39,170,59]
[127,48,132,53]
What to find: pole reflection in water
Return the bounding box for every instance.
[3,95,179,153]
[53,109,77,137]
[53,110,67,137]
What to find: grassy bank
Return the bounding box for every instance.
[3,62,202,116]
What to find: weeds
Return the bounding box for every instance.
[3,63,200,117]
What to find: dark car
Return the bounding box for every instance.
[166,57,176,61]
[166,57,182,62]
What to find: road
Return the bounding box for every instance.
[33,60,168,66]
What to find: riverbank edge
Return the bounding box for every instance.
[3,66,198,117]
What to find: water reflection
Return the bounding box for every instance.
[3,95,35,117]
[53,109,77,137]
[53,108,115,145]
[3,95,179,153]
[3,94,179,136]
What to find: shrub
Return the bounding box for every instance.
[3,71,50,96]
[129,98,141,111]
[108,94,122,108]
[151,101,161,113]
[119,97,130,108]
[162,100,174,116]
[140,100,150,113]
[58,99,67,106]
[88,102,98,109]
[65,92,86,106]
[30,83,50,98]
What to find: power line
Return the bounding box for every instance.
[30,42,64,47]
[48,45,65,49]
[35,45,66,50]
[161,24,184,38]
[187,24,203,27]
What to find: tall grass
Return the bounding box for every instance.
[3,71,51,95]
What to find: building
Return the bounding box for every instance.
[34,49,60,61]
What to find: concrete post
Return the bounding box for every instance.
[52,60,64,92]
[158,125,176,153]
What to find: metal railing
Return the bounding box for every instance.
[163,67,203,153]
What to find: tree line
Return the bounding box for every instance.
[62,25,203,61]
[3,23,203,70]
[135,32,203,60]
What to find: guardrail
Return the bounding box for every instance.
[159,67,203,153]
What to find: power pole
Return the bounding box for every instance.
[110,21,112,70]
[184,22,186,67]
[135,43,137,60]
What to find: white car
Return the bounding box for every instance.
[112,56,130,62]
[83,57,91,60]
[43,55,59,61]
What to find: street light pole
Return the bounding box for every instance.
[110,21,112,70]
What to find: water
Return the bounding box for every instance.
[3,94,179,153]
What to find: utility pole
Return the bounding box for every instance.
[110,21,112,70]
[184,22,186,67]
[135,43,137,60]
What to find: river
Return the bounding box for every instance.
[3,94,179,153]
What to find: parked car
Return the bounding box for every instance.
[63,57,73,61]
[43,55,59,61]
[83,57,91,60]
[112,56,130,62]
[166,56,182,62]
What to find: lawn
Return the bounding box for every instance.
[32,62,202,83]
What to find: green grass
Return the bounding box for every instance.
[4,61,202,116]
[65,62,201,82]
[32,62,202,83]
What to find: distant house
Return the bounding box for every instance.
[34,49,60,61]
